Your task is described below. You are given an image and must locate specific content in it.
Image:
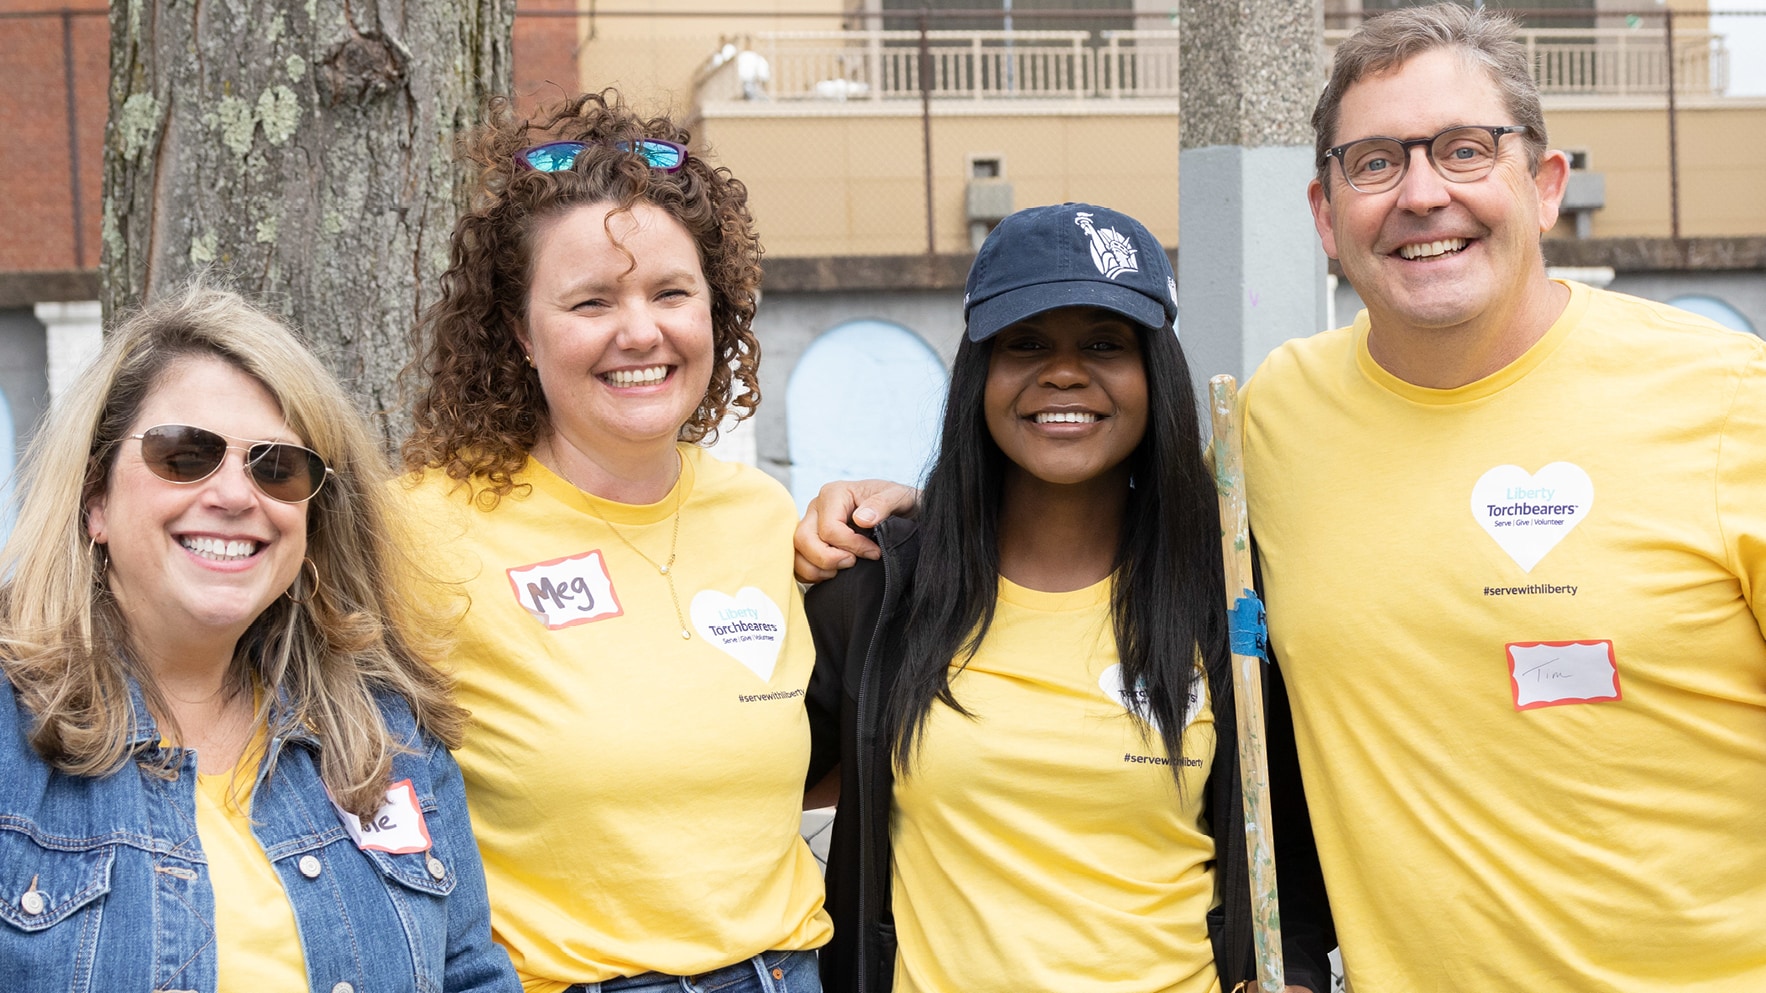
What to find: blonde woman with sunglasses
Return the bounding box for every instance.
[398,90,828,993]
[0,285,518,993]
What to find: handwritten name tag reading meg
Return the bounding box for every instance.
[507,549,623,630]
[1506,640,1621,710]
[332,779,432,854]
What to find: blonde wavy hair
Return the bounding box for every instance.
[0,284,466,819]
[401,90,764,505]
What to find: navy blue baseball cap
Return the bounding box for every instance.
[964,202,1177,342]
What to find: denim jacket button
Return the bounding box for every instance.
[329,983,354,993]
[298,855,323,879]
[19,890,45,916]
[425,856,445,880]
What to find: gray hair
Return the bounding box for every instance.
[1313,2,1548,191]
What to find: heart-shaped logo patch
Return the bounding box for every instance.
[1470,462,1593,572]
[690,587,786,682]
[1099,664,1205,732]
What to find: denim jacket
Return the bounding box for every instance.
[0,672,519,993]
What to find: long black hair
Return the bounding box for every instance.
[883,322,1229,782]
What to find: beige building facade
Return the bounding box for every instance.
[555,1,1765,493]
[1547,101,1766,238]
[572,1,1766,254]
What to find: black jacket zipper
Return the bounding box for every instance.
[853,519,898,993]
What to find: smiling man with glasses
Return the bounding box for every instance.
[1242,4,1766,991]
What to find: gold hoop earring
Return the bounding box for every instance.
[285,557,321,605]
[88,535,108,582]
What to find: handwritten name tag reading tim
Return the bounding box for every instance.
[332,779,432,854]
[1506,640,1621,710]
[507,549,624,630]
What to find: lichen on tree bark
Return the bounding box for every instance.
[102,0,515,451]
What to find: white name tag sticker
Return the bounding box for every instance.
[506,549,624,630]
[332,779,432,854]
[1506,640,1621,710]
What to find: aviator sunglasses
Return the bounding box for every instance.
[514,138,689,174]
[126,424,334,504]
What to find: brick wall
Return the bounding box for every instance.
[0,2,107,273]
[513,0,583,115]
[0,1,585,280]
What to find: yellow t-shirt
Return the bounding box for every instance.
[398,445,830,991]
[1244,281,1766,991]
[194,734,308,993]
[890,577,1220,993]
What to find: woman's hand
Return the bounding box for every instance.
[792,479,919,582]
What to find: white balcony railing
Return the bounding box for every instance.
[699,29,1178,104]
[1099,29,1182,99]
[1323,27,1728,97]
[699,26,1728,107]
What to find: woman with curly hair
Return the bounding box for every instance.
[398,90,828,993]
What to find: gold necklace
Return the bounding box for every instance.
[601,486,691,640]
[545,449,692,641]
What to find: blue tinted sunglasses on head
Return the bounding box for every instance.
[514,139,688,173]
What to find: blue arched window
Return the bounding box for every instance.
[786,320,948,510]
[1667,295,1758,337]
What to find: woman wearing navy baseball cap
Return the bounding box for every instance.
[799,204,1333,993]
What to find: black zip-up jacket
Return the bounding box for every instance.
[804,518,1335,993]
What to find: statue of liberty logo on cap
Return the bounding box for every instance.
[1075,211,1139,280]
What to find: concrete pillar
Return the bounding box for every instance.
[35,300,104,404]
[1177,0,1329,395]
[704,407,758,468]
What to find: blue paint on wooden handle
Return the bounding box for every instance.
[1229,590,1268,659]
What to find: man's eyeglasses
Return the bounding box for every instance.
[514,139,689,174]
[1325,125,1530,194]
[126,424,333,504]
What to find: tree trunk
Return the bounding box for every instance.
[102,0,516,449]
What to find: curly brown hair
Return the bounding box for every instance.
[402,90,763,503]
